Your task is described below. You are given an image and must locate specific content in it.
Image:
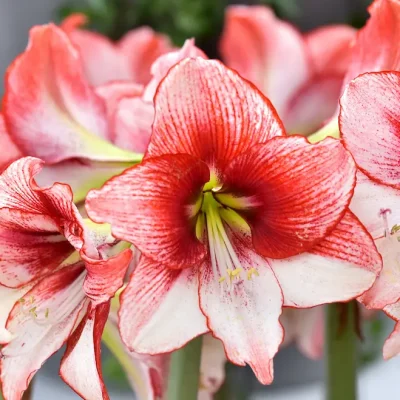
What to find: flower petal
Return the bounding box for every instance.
[87,154,209,268]
[119,257,208,354]
[340,71,400,189]
[112,97,154,154]
[350,171,400,240]
[271,210,382,307]
[143,38,207,102]
[82,249,132,306]
[0,265,87,400]
[0,158,84,287]
[383,302,400,359]
[4,24,136,164]
[305,25,356,76]
[344,0,400,84]
[220,5,310,115]
[146,58,285,169]
[199,245,283,384]
[60,302,110,400]
[118,27,173,86]
[0,114,22,173]
[222,136,356,258]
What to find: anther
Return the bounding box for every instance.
[247,268,259,280]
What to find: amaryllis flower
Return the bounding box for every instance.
[2,23,145,202]
[0,157,132,400]
[339,70,400,360]
[61,13,173,86]
[220,5,356,135]
[86,58,381,384]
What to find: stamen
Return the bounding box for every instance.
[247,268,259,280]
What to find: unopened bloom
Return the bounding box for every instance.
[86,58,381,384]
[340,70,400,359]
[220,5,356,135]
[0,157,132,400]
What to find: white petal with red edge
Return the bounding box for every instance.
[340,72,400,189]
[271,211,381,307]
[119,257,208,354]
[4,24,136,164]
[146,58,285,169]
[60,303,109,400]
[199,246,283,385]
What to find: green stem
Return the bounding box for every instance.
[167,336,203,400]
[326,302,358,400]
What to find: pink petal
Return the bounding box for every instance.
[86,154,209,269]
[60,13,88,34]
[383,302,400,359]
[271,210,382,307]
[222,136,356,258]
[0,158,84,287]
[83,249,132,306]
[220,5,310,115]
[0,265,87,400]
[305,25,356,76]
[118,27,173,86]
[146,58,285,170]
[0,114,22,173]
[143,38,207,102]
[344,0,400,84]
[284,75,344,134]
[112,96,154,153]
[199,335,227,397]
[4,24,133,164]
[350,171,400,240]
[340,71,400,189]
[119,257,208,354]
[199,242,283,384]
[67,29,132,86]
[60,302,110,400]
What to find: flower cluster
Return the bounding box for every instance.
[1,0,400,399]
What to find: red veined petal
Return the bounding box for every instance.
[222,136,356,258]
[3,24,133,164]
[199,240,283,385]
[112,96,154,154]
[86,154,209,268]
[143,38,207,102]
[0,115,22,173]
[350,171,400,240]
[0,265,87,400]
[60,302,110,400]
[118,27,173,86]
[119,257,208,354]
[340,71,400,189]
[82,249,132,306]
[344,0,400,84]
[284,75,344,135]
[305,25,356,76]
[146,58,285,170]
[271,210,382,307]
[0,158,85,287]
[220,5,310,116]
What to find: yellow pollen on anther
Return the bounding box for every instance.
[247,268,259,280]
[29,307,38,318]
[231,268,243,277]
[218,276,226,283]
[45,308,50,318]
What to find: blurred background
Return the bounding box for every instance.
[1,0,399,399]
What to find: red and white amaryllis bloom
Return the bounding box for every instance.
[340,71,400,360]
[61,13,173,87]
[220,5,356,135]
[0,157,132,400]
[86,58,381,384]
[2,23,147,201]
